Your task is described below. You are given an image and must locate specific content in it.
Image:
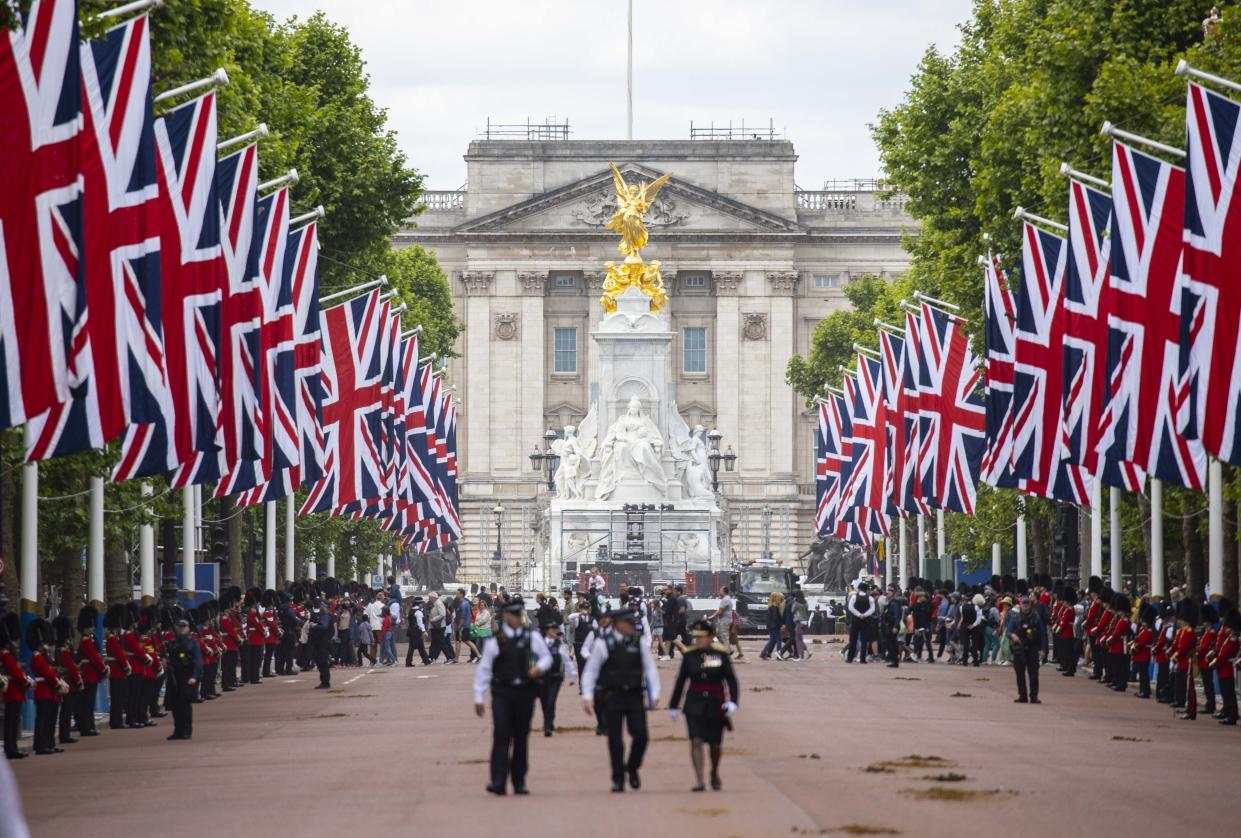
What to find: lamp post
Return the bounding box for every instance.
[705,428,737,492]
[528,428,560,491]
[492,503,504,585]
[761,504,773,561]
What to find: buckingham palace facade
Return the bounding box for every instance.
[393,131,915,583]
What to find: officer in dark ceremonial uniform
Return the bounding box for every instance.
[308,598,334,689]
[668,620,738,791]
[473,597,552,795]
[166,618,203,741]
[581,609,661,792]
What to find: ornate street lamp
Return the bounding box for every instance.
[492,503,504,583]
[761,504,773,561]
[527,427,560,491]
[705,428,738,492]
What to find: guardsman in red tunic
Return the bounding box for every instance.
[27,618,65,755]
[1082,577,1104,676]
[1055,587,1077,676]
[1131,604,1156,698]
[142,607,167,720]
[219,591,242,690]
[1197,604,1219,718]
[2,612,33,759]
[1208,608,1240,724]
[51,616,81,745]
[262,590,281,678]
[1170,599,1199,719]
[76,606,105,736]
[1106,594,1131,692]
[194,607,219,701]
[1090,593,1114,683]
[122,605,154,726]
[102,605,131,729]
[244,597,266,684]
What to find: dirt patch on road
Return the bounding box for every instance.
[1111,735,1151,742]
[792,826,900,836]
[922,772,968,782]
[299,712,349,720]
[949,692,972,698]
[901,787,1013,802]
[866,755,955,772]
[678,807,727,817]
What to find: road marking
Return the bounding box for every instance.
[344,672,369,685]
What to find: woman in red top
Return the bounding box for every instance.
[27,618,65,755]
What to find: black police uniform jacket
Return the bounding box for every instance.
[669,644,738,742]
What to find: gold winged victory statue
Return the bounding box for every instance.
[600,163,671,313]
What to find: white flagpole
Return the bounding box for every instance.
[1016,513,1028,580]
[218,123,269,153]
[97,0,164,21]
[1090,479,1103,579]
[1150,478,1165,596]
[1100,122,1185,159]
[992,542,1001,576]
[88,477,105,606]
[1109,487,1122,589]
[182,487,195,593]
[916,514,927,579]
[289,205,325,231]
[308,548,317,582]
[258,169,298,194]
[265,501,277,589]
[285,497,296,585]
[898,518,908,589]
[327,543,336,578]
[1209,458,1224,598]
[626,0,633,140]
[154,68,228,105]
[936,508,945,573]
[140,484,155,600]
[320,275,388,306]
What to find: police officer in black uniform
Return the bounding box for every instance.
[1006,595,1046,704]
[166,618,203,740]
[473,597,552,796]
[668,620,738,791]
[537,615,577,736]
[581,609,661,793]
[308,598,334,689]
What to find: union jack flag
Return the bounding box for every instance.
[426,373,462,539]
[218,186,291,499]
[916,302,985,514]
[1181,81,1241,467]
[114,91,226,481]
[840,352,890,535]
[817,391,852,539]
[174,142,262,486]
[26,13,167,461]
[1064,179,1145,492]
[1097,141,1205,490]
[836,371,885,545]
[1011,222,1087,502]
[300,288,386,515]
[878,327,913,516]
[899,310,928,515]
[0,0,82,430]
[981,253,1018,489]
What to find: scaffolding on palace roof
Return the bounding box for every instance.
[689,118,784,141]
[480,117,571,141]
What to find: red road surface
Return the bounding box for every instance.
[11,645,1238,837]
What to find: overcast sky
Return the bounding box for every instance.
[250,0,972,190]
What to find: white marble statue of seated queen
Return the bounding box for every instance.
[596,397,666,500]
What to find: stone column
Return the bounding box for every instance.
[766,271,800,480]
[714,271,743,476]
[517,271,547,474]
[462,271,494,477]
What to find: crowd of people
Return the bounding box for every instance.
[832,574,1239,720]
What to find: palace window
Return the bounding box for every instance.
[554,327,578,373]
[813,274,841,289]
[683,273,707,288]
[683,327,707,374]
[553,273,577,288]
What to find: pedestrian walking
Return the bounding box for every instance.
[537,616,577,736]
[668,620,738,792]
[405,598,431,666]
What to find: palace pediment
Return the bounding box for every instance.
[454,163,804,236]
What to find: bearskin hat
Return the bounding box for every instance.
[942,579,955,594]
[243,587,260,607]
[77,605,98,633]
[1225,608,1241,632]
[320,577,340,598]
[0,612,18,647]
[1061,586,1078,605]
[103,603,126,631]
[1111,593,1130,614]
[51,615,73,646]
[290,582,306,604]
[1100,587,1115,607]
[125,601,140,629]
[1087,575,1103,595]
[1139,602,1158,627]
[26,617,53,649]
[1201,603,1219,626]
[1016,578,1029,596]
[1177,598,1200,627]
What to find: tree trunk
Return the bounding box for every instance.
[105,543,130,606]
[1183,498,1205,598]
[1031,515,1049,576]
[242,506,256,589]
[0,430,17,611]
[1224,484,1239,604]
[58,545,83,619]
[226,495,242,593]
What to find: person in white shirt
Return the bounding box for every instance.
[846,585,876,663]
[473,598,552,796]
[581,610,661,792]
[364,595,386,664]
[589,566,607,594]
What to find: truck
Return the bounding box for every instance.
[731,560,798,633]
